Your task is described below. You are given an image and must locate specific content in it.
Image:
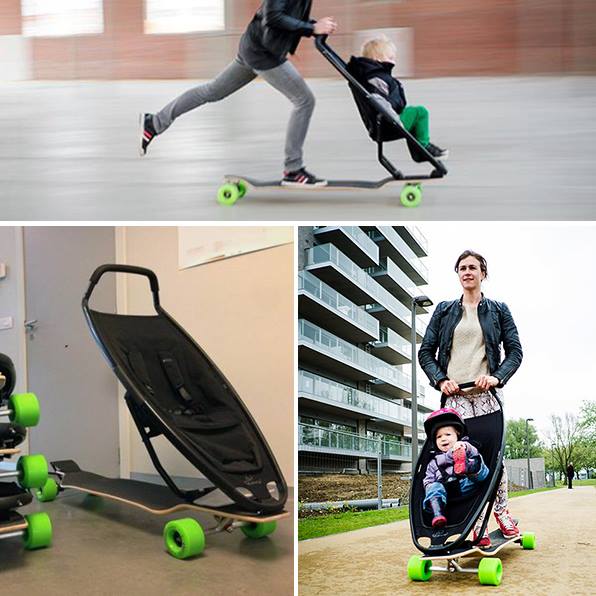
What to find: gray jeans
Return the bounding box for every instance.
[153,57,315,171]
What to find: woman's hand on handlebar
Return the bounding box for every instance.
[439,379,460,396]
[475,375,499,392]
[314,17,338,36]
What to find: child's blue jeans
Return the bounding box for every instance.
[423,462,489,510]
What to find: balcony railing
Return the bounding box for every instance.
[403,226,428,254]
[299,370,415,424]
[306,243,419,333]
[367,257,418,300]
[298,270,379,338]
[314,226,379,264]
[376,226,429,283]
[298,423,412,459]
[299,319,412,392]
[375,327,411,360]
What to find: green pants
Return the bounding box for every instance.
[400,105,429,147]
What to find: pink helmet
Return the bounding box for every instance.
[424,407,467,440]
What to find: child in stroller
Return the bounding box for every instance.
[347,36,448,159]
[422,408,489,529]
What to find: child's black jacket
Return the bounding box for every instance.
[347,56,407,114]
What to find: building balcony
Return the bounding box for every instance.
[305,243,425,341]
[298,423,412,461]
[368,226,429,285]
[364,302,426,342]
[298,319,414,399]
[370,327,411,365]
[298,270,379,343]
[367,257,422,308]
[396,226,428,257]
[298,369,421,427]
[313,226,379,268]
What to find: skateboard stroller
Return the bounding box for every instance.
[0,353,52,555]
[407,383,535,586]
[39,265,288,559]
[218,35,447,207]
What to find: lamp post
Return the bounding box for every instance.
[550,443,556,487]
[411,295,433,474]
[525,418,534,489]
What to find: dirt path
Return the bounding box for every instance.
[299,486,595,594]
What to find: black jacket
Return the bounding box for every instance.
[347,56,407,114]
[240,0,314,69]
[418,296,523,390]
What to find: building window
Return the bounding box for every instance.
[21,0,104,37]
[145,0,225,34]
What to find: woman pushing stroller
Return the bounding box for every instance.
[419,250,523,547]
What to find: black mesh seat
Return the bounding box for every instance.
[83,265,287,515]
[409,390,505,556]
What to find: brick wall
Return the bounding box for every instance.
[2,0,595,78]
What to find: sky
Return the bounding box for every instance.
[414,222,595,443]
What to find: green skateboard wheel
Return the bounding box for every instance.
[164,518,205,559]
[400,184,422,208]
[407,555,432,581]
[478,557,503,586]
[24,512,52,550]
[521,531,536,550]
[217,184,240,206]
[237,180,248,199]
[9,393,40,427]
[241,520,277,539]
[36,478,59,502]
[17,454,49,489]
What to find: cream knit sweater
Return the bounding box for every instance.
[447,304,489,393]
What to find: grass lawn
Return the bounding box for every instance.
[298,479,595,541]
[298,506,409,541]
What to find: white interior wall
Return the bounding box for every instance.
[118,227,294,486]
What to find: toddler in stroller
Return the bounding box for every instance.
[348,36,448,159]
[422,408,489,528]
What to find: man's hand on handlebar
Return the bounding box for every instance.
[314,17,338,36]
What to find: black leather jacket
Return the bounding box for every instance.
[418,296,523,390]
[240,0,314,69]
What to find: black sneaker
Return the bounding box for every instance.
[281,168,327,187]
[426,142,448,159]
[139,113,157,156]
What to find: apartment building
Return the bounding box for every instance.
[297,226,433,475]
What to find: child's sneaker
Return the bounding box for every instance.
[139,113,157,156]
[494,509,520,538]
[472,526,491,548]
[281,168,327,187]
[426,143,449,159]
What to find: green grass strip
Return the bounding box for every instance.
[299,506,409,541]
[298,480,596,541]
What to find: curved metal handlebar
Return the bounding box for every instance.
[83,264,160,309]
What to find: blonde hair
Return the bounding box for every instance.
[361,36,397,62]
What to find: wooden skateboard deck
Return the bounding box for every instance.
[0,448,20,456]
[53,460,289,524]
[224,174,438,192]
[421,527,522,560]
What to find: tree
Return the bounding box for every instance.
[545,412,583,477]
[505,418,541,460]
